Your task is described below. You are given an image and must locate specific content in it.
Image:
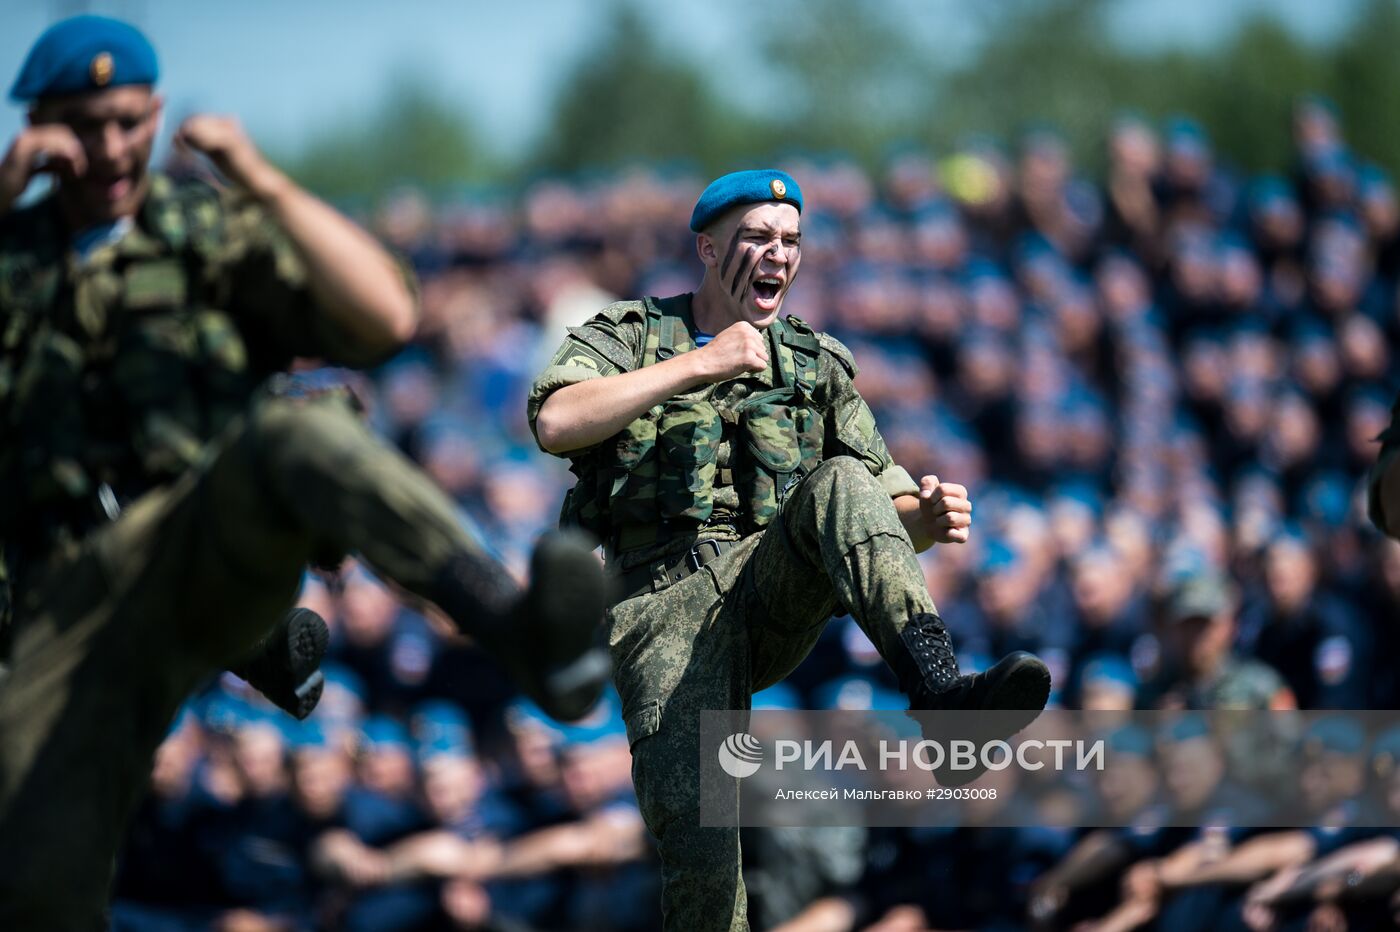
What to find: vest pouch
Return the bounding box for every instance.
[194,310,255,432]
[655,399,721,522]
[1,330,92,529]
[111,308,204,476]
[737,392,807,529]
[607,412,660,525]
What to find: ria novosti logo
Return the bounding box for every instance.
[717,733,764,778]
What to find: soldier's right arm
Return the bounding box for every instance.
[0,124,86,216]
[531,317,767,455]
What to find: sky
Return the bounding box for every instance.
[0,0,1364,163]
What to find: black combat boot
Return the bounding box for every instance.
[431,530,612,723]
[230,607,330,720]
[898,612,1051,786]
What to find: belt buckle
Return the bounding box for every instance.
[686,539,723,572]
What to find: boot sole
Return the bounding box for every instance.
[977,652,1053,736]
[514,532,614,723]
[238,607,330,721]
[282,608,329,720]
[923,652,1052,788]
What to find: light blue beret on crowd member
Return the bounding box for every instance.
[1301,716,1367,758]
[10,15,159,102]
[1080,655,1138,693]
[361,715,413,752]
[690,169,803,231]
[752,683,801,712]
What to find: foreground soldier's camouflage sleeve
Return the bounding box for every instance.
[218,190,412,368]
[527,309,643,454]
[817,333,919,498]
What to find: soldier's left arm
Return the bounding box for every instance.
[819,334,971,553]
[176,115,417,358]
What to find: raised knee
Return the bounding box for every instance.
[248,396,360,464]
[810,455,876,487]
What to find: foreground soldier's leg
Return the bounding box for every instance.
[609,545,757,932]
[224,393,611,722]
[0,394,607,929]
[739,457,1050,763]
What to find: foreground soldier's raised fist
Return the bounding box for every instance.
[175,114,284,200]
[0,124,87,212]
[694,320,769,381]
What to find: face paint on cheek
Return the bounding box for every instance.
[729,244,763,301]
[719,228,743,282]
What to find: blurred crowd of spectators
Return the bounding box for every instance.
[114,96,1400,931]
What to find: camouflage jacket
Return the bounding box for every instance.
[527,293,918,570]
[0,173,379,561]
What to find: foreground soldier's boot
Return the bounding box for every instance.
[230,607,330,720]
[432,530,612,723]
[899,612,1051,787]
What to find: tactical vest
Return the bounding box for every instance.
[561,296,824,555]
[0,177,258,556]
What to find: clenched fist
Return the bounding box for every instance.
[0,124,87,213]
[174,114,284,201]
[918,475,972,545]
[693,321,768,382]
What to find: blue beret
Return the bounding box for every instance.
[289,718,333,751]
[1160,713,1213,744]
[1371,726,1400,772]
[1103,725,1154,759]
[361,715,412,752]
[411,699,473,754]
[11,16,159,103]
[977,538,1021,575]
[1302,716,1366,757]
[752,683,801,711]
[556,689,626,746]
[690,169,802,232]
[1080,654,1138,693]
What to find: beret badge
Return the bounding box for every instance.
[770,178,787,198]
[90,51,114,86]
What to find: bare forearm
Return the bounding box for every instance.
[1094,898,1159,932]
[1170,832,1313,888]
[1284,838,1400,904]
[769,896,857,932]
[255,170,417,354]
[895,494,934,553]
[489,818,644,877]
[1046,832,1131,892]
[536,354,710,453]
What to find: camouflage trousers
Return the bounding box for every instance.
[609,456,935,932]
[0,393,485,931]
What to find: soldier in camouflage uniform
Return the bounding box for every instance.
[0,17,609,929]
[1139,574,1296,712]
[528,170,1052,931]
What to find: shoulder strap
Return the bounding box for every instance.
[640,294,697,368]
[776,314,820,393]
[639,297,666,368]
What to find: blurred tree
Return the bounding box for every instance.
[1330,0,1400,173]
[753,0,937,161]
[920,0,1399,175]
[277,72,491,201]
[532,1,761,174]
[274,0,1400,196]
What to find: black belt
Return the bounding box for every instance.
[616,538,738,602]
